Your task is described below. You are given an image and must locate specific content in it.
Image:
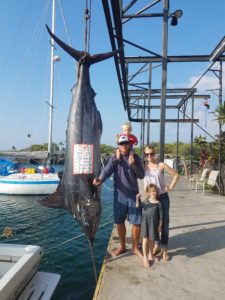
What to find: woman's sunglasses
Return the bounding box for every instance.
[145,152,154,157]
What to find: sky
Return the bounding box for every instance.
[0,0,225,151]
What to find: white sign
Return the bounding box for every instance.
[73,144,94,174]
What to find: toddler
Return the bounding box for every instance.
[116,122,138,160]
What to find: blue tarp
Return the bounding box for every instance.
[0,159,19,176]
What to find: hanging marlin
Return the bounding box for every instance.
[39,25,121,281]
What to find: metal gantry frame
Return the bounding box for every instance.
[102,0,225,169]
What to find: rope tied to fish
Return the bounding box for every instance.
[84,0,92,53]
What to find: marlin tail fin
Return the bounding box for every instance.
[46,24,123,65]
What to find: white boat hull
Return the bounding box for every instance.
[0,244,61,300]
[0,244,43,300]
[0,173,60,195]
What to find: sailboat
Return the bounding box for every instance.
[0,0,60,195]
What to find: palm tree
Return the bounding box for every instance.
[213,102,225,125]
[193,135,207,146]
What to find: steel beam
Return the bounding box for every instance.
[124,55,225,63]
[128,88,197,94]
[130,118,199,123]
[129,94,210,99]
[130,105,177,109]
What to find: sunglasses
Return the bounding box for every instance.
[145,152,154,156]
[119,142,130,146]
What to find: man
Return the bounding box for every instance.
[93,135,145,257]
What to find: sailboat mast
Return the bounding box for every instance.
[48,0,56,154]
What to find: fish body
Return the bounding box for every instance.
[40,26,119,245]
[63,62,102,244]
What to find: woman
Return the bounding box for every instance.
[144,146,180,261]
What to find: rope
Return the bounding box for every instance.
[84,0,90,52]
[58,0,77,70]
[103,182,113,191]
[58,0,73,47]
[45,220,113,254]
[88,0,92,53]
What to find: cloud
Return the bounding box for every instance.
[188,75,219,92]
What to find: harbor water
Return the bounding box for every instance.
[0,171,114,300]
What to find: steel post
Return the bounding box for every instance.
[159,0,168,162]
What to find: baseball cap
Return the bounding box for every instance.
[118,135,130,145]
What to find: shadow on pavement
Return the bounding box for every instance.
[170,224,225,258]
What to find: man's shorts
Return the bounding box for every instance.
[113,190,142,225]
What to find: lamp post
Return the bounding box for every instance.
[159,1,183,162]
[159,0,169,162]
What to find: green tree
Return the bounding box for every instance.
[194,135,207,147]
[21,143,59,152]
[100,144,115,155]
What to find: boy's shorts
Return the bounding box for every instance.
[113,190,142,225]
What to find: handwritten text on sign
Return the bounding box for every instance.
[73,144,94,174]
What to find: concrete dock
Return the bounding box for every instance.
[93,176,225,300]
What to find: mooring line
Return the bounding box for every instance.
[1,213,62,238]
[45,220,113,254]
[103,182,113,191]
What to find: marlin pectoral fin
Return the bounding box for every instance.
[46,25,83,62]
[38,182,65,208]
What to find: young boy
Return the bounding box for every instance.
[116,122,138,160]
